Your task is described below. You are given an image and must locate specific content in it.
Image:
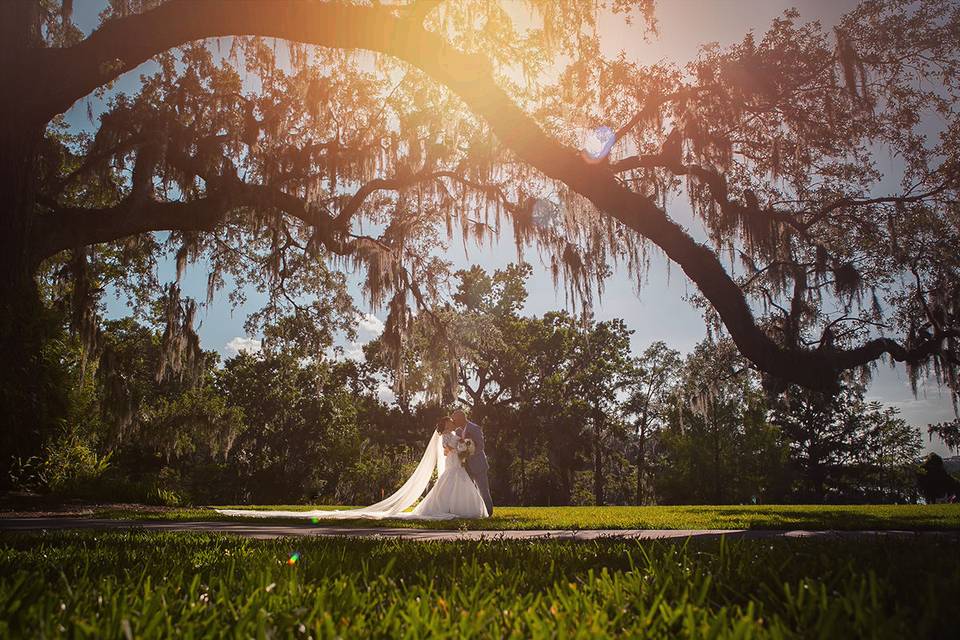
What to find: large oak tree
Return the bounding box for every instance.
[1,0,958,468]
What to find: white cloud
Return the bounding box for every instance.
[328,341,366,363]
[225,336,262,357]
[356,313,384,336]
[376,382,396,404]
[344,342,365,362]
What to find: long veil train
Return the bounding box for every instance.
[215,431,456,520]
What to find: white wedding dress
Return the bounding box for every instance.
[215,430,488,520]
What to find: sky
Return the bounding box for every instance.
[64,1,957,455]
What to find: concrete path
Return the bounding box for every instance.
[1,517,958,541]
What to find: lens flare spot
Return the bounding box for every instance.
[287,552,301,566]
[582,125,616,163]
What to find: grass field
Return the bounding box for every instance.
[88,503,960,530]
[0,530,957,638]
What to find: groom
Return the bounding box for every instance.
[451,409,493,516]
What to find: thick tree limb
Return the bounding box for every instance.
[613,152,956,237]
[334,170,457,228]
[35,142,517,272]
[35,194,233,261]
[35,181,350,263]
[610,152,831,243]
[24,0,956,390]
[797,182,957,233]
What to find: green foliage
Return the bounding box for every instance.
[927,418,960,453]
[37,316,244,504]
[773,383,924,502]
[657,339,788,505]
[42,437,112,497]
[334,443,421,507]
[24,265,931,508]
[649,339,925,505]
[215,350,392,504]
[19,304,426,507]
[627,341,682,505]
[142,387,244,464]
[916,453,960,504]
[0,300,76,490]
[0,531,957,637]
[362,267,929,507]
[367,264,661,506]
[4,322,105,494]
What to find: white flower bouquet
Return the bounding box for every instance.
[457,437,476,466]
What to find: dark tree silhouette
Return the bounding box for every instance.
[625,342,681,504]
[2,0,959,472]
[916,453,960,503]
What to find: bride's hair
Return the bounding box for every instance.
[435,416,453,434]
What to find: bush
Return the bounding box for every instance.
[329,447,418,505]
[7,455,46,491]
[42,436,111,497]
[151,487,183,507]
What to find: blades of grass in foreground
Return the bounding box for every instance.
[0,531,957,638]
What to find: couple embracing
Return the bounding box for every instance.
[217,409,492,520]
[414,410,492,519]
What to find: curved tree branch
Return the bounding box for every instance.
[26,0,956,390]
[35,193,234,261]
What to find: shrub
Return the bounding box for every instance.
[42,435,111,497]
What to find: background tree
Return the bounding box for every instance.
[367,265,643,505]
[927,418,960,454]
[3,0,959,488]
[916,453,960,504]
[18,314,246,503]
[773,384,864,502]
[656,339,787,504]
[624,341,681,504]
[16,261,932,506]
[772,382,923,502]
[853,404,923,502]
[217,350,373,503]
[570,318,635,505]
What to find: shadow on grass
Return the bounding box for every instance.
[687,505,960,530]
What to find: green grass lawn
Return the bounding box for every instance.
[0,530,956,638]
[89,503,960,530]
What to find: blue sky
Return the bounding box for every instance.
[64,1,958,454]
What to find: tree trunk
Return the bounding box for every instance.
[0,119,68,486]
[712,404,723,503]
[806,432,826,502]
[636,429,646,505]
[636,399,651,505]
[518,430,527,505]
[593,408,605,506]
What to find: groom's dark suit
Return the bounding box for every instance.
[458,421,493,515]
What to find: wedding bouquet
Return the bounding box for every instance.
[457,437,476,466]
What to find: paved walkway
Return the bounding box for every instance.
[1,518,957,541]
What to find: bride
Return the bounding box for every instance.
[216,417,488,520]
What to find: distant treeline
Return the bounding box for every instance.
[9,265,949,507]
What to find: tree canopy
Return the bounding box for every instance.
[2,0,959,464]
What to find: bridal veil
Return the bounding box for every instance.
[215,431,453,520]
